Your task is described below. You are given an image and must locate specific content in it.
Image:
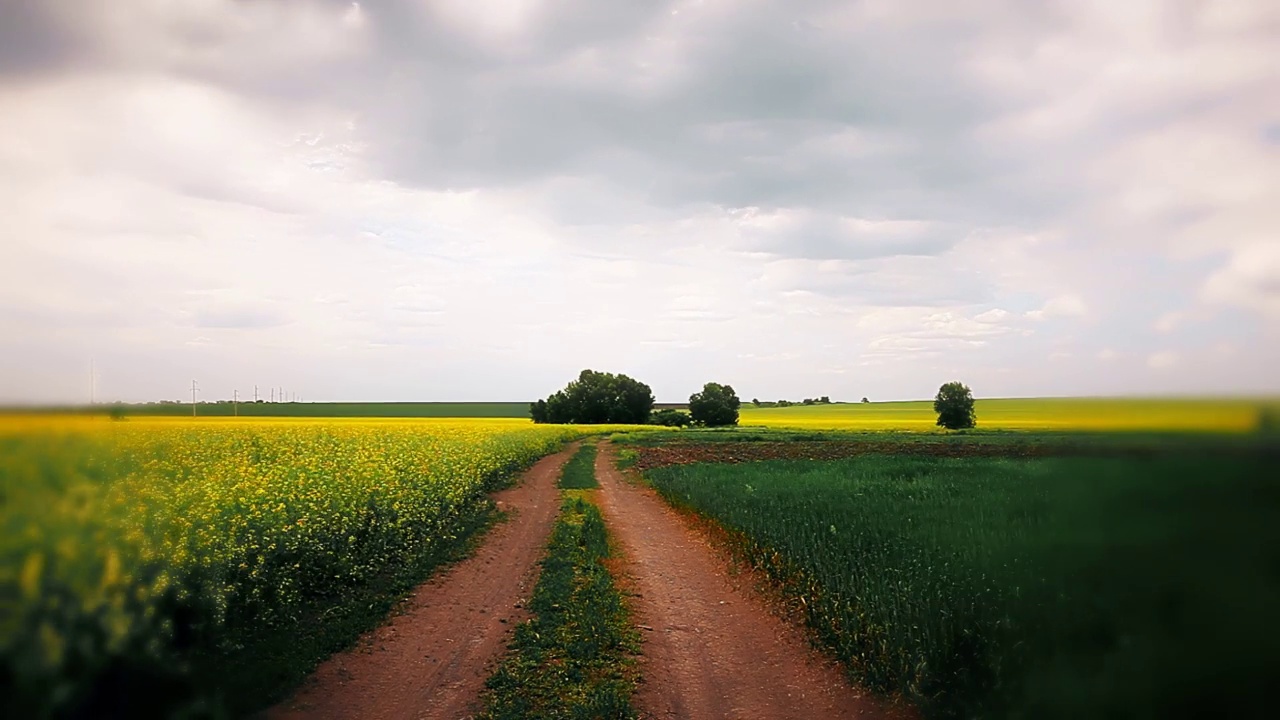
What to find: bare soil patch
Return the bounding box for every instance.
[595,442,898,719]
[265,443,577,720]
[630,440,1057,471]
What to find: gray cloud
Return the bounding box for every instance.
[1,0,1277,403]
[0,2,81,78]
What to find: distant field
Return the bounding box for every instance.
[3,401,535,418]
[740,397,1273,432]
[6,397,1273,430]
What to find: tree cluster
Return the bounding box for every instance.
[530,370,655,424]
[532,371,742,427]
[750,396,833,408]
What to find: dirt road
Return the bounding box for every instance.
[266,444,576,720]
[594,441,888,720]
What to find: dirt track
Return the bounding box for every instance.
[594,442,889,720]
[266,444,576,720]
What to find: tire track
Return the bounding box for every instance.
[594,441,893,720]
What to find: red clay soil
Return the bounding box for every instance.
[631,440,1058,470]
[595,442,897,720]
[266,444,577,720]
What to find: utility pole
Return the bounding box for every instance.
[254,385,259,402]
[191,380,199,417]
[271,387,275,403]
[90,359,95,405]
[234,389,239,417]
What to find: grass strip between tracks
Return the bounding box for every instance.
[479,492,638,719]
[557,442,600,489]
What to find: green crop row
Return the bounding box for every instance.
[644,452,1278,718]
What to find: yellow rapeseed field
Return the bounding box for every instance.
[739,397,1273,432]
[0,416,637,716]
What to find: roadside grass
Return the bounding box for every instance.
[614,446,639,471]
[558,443,600,489]
[643,452,1279,719]
[479,493,639,720]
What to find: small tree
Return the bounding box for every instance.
[861,397,870,404]
[689,382,741,427]
[650,408,693,427]
[934,381,976,430]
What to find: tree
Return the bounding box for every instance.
[689,382,741,427]
[530,369,654,424]
[861,397,870,404]
[934,381,976,430]
[650,408,693,427]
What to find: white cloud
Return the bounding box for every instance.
[1202,242,1280,317]
[1025,295,1088,321]
[1153,311,1185,334]
[1147,351,1179,370]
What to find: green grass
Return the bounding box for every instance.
[644,451,1278,719]
[3,402,534,418]
[558,443,600,489]
[479,495,638,720]
[739,397,1276,432]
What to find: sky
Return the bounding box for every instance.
[1,0,1277,404]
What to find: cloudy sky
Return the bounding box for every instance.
[1,0,1277,404]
